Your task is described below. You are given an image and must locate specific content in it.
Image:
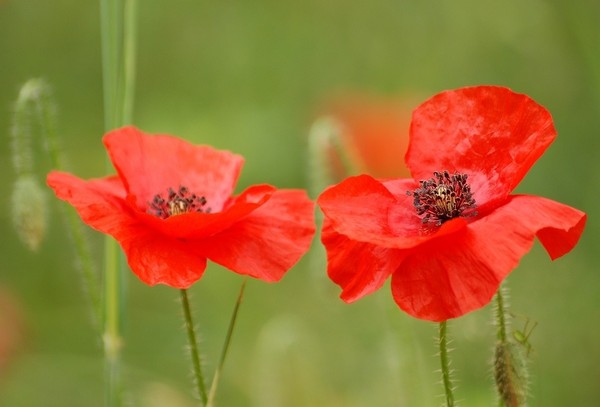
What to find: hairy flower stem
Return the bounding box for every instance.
[493,285,529,407]
[10,79,102,323]
[180,289,208,405]
[207,279,247,407]
[439,321,455,407]
[495,287,508,343]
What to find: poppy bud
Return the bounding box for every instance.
[307,117,352,197]
[494,341,529,407]
[11,174,47,251]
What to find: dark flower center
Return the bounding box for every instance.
[407,170,477,226]
[148,186,211,219]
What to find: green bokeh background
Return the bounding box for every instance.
[1,1,598,406]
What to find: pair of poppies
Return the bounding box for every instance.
[47,86,586,322]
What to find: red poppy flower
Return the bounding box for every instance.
[321,95,414,179]
[47,126,315,288]
[317,86,586,322]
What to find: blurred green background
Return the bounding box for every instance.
[1,0,598,405]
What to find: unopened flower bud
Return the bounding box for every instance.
[494,341,529,407]
[11,175,47,251]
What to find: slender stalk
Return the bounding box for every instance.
[493,285,529,407]
[495,287,508,343]
[207,279,248,407]
[122,0,137,124]
[103,237,122,407]
[33,83,63,171]
[37,83,103,326]
[100,0,137,405]
[100,1,121,404]
[11,80,102,324]
[180,289,208,405]
[439,321,455,407]
[63,200,103,327]
[100,0,123,130]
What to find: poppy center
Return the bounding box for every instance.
[408,170,476,226]
[148,186,211,219]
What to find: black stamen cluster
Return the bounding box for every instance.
[407,170,477,226]
[149,186,210,219]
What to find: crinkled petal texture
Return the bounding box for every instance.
[135,184,277,240]
[318,175,468,249]
[407,86,556,210]
[47,171,209,287]
[318,175,470,304]
[104,126,244,212]
[391,195,586,321]
[321,219,408,302]
[319,174,586,321]
[47,127,316,288]
[197,189,316,282]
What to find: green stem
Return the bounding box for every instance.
[36,83,103,326]
[12,85,35,176]
[122,0,137,124]
[493,284,529,407]
[100,1,122,403]
[100,0,123,130]
[439,321,455,407]
[32,83,63,171]
[495,286,508,343]
[207,279,247,407]
[180,289,208,405]
[100,0,137,404]
[103,236,122,407]
[63,203,102,327]
[11,79,102,325]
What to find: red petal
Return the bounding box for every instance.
[118,228,207,288]
[321,219,408,302]
[46,171,133,235]
[47,171,208,288]
[135,184,276,239]
[407,86,556,209]
[391,194,586,321]
[516,195,586,260]
[103,126,244,211]
[197,189,315,282]
[317,175,467,249]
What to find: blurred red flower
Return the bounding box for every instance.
[321,95,414,179]
[47,127,315,288]
[318,86,586,322]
